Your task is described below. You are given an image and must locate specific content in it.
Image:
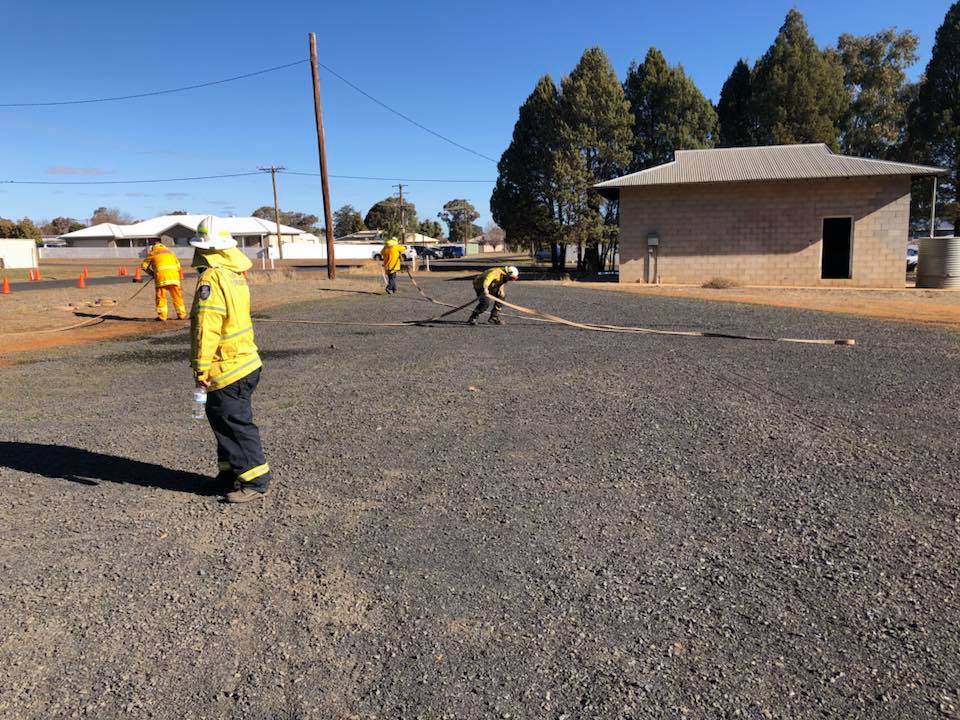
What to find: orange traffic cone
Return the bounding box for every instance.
[28,269,35,281]
[121,266,129,276]
[132,267,142,283]
[1,276,9,294]
[82,266,89,278]
[77,272,86,289]
[35,268,41,281]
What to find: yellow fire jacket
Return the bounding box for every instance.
[141,244,182,287]
[473,267,510,297]
[190,248,261,390]
[381,241,407,273]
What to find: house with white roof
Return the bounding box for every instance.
[58,214,315,254]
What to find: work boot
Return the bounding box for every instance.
[225,486,269,504]
[488,316,503,325]
[467,314,479,326]
[155,317,166,322]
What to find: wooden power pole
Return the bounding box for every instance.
[309,32,337,280]
[259,165,286,263]
[393,183,406,241]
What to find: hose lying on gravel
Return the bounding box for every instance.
[485,292,856,346]
[0,280,155,336]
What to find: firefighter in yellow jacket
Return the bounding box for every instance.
[189,216,271,504]
[468,265,519,325]
[141,242,186,321]
[380,237,407,294]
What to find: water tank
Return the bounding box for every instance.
[917,236,960,288]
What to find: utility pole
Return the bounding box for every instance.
[309,32,337,280]
[393,183,406,241]
[259,165,285,265]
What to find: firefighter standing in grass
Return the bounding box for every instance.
[141,241,186,321]
[189,216,272,504]
[468,265,519,325]
[380,237,407,294]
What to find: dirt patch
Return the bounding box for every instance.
[545,280,960,327]
[0,274,385,357]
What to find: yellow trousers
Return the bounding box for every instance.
[155,284,186,320]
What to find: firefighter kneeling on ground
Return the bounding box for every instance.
[380,237,407,295]
[141,241,186,321]
[468,265,519,325]
[190,215,272,504]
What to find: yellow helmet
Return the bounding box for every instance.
[190,215,236,250]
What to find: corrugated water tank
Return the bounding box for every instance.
[917,236,960,288]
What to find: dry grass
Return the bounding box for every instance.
[701,277,740,289]
[246,269,298,285]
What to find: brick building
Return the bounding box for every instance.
[595,144,945,287]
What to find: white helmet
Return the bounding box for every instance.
[504,265,519,279]
[190,215,237,250]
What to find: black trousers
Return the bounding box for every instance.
[471,286,503,318]
[205,367,271,492]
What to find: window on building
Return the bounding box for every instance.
[821,217,852,279]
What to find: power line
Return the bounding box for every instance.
[316,62,498,164]
[1,172,264,185]
[2,170,494,185]
[283,170,494,183]
[0,60,307,107]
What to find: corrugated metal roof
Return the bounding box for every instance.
[595,144,946,191]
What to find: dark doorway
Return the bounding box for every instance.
[821,217,852,279]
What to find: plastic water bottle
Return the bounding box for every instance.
[192,388,207,420]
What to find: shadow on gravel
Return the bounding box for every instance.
[0,442,214,495]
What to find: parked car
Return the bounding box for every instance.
[437,245,465,259]
[372,247,417,262]
[907,245,919,271]
[410,245,441,259]
[535,247,552,261]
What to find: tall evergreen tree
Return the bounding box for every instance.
[364,197,418,238]
[438,199,481,243]
[838,29,919,158]
[623,47,718,169]
[333,204,365,237]
[491,75,563,260]
[717,59,755,147]
[556,47,633,270]
[905,1,960,226]
[751,9,848,148]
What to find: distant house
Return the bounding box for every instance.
[58,214,314,252]
[465,235,505,255]
[595,144,945,287]
[336,230,441,246]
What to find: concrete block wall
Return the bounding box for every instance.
[618,176,911,287]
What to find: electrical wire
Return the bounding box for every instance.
[283,170,494,183]
[0,60,307,107]
[1,172,264,185]
[2,170,494,185]
[316,62,498,164]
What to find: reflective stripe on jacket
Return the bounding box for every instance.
[381,243,407,273]
[142,248,181,287]
[473,267,510,296]
[190,267,261,391]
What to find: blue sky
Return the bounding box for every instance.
[0,0,951,230]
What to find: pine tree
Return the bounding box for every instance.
[905,1,960,226]
[490,75,563,259]
[623,47,718,169]
[751,9,848,148]
[838,29,919,158]
[556,47,633,270]
[717,59,755,147]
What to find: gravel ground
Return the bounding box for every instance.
[1,278,958,719]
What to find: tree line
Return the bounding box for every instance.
[332,197,487,244]
[3,198,494,246]
[492,5,960,270]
